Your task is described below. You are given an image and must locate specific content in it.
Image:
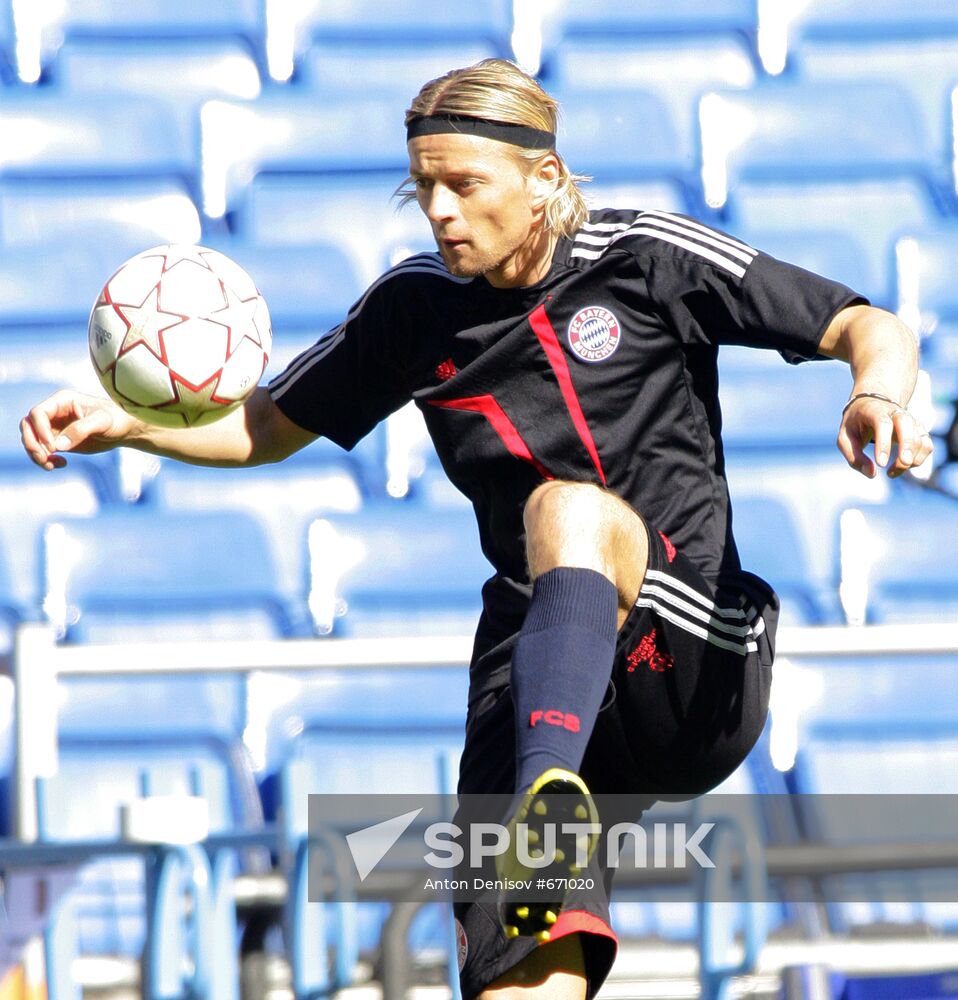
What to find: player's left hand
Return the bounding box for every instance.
[837,395,934,479]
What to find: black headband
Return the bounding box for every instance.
[406,113,555,150]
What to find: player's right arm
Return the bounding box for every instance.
[20,386,317,471]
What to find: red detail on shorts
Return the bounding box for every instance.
[528,304,607,486]
[428,395,553,480]
[435,357,457,381]
[658,531,677,563]
[529,709,580,732]
[626,629,674,673]
[549,908,619,949]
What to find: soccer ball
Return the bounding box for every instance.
[88,244,272,428]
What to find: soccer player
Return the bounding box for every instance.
[22,59,933,1000]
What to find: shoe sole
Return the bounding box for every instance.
[497,768,599,942]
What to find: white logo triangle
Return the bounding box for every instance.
[345,808,423,881]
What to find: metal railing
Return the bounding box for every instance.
[12,620,958,842]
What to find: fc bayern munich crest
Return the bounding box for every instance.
[568,305,621,363]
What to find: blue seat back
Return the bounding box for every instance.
[307,503,489,636]
[553,0,757,33]
[0,178,201,253]
[839,491,958,624]
[553,34,756,152]
[701,83,936,199]
[244,173,433,286]
[786,654,958,932]
[0,93,194,180]
[41,509,293,641]
[200,96,408,220]
[731,496,827,625]
[559,90,692,181]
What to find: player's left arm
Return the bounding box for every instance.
[818,303,933,479]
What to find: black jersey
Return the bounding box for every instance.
[270,208,863,670]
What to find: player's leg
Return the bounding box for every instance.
[453,682,618,1000]
[511,479,648,792]
[501,481,648,938]
[479,934,586,999]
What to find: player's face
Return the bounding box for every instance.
[408,133,557,288]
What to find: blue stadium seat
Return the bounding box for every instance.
[558,89,695,189]
[269,0,510,84]
[54,37,261,115]
[40,508,300,642]
[0,385,108,619]
[0,244,129,328]
[0,93,194,183]
[243,173,433,287]
[0,3,15,83]
[306,0,511,40]
[837,488,958,625]
[200,95,408,222]
[719,347,891,587]
[0,178,202,252]
[306,502,489,637]
[781,0,958,35]
[302,38,500,98]
[548,0,758,35]
[732,496,833,625]
[700,82,945,305]
[699,81,940,194]
[147,451,366,622]
[278,669,466,995]
[551,34,757,156]
[0,540,20,660]
[0,466,100,627]
[718,351,853,451]
[794,37,958,175]
[783,650,958,935]
[893,226,958,370]
[11,0,265,82]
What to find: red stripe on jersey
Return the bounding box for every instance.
[429,395,554,480]
[528,305,607,486]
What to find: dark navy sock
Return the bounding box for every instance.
[512,566,619,794]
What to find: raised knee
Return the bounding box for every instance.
[523,481,629,582]
[523,480,607,537]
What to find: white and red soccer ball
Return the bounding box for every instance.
[88,244,271,427]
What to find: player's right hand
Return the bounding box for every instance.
[20,390,137,470]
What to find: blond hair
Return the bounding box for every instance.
[398,59,589,238]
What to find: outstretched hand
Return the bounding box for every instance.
[837,394,934,479]
[20,389,136,471]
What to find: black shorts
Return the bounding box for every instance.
[453,521,779,999]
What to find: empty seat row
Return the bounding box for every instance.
[4,79,958,298]
[0,462,955,678]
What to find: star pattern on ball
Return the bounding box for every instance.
[163,374,228,424]
[206,284,266,354]
[114,284,187,361]
[153,245,217,273]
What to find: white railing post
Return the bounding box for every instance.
[13,622,60,842]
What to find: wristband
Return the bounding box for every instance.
[841,391,904,418]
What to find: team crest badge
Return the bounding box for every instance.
[568,305,621,362]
